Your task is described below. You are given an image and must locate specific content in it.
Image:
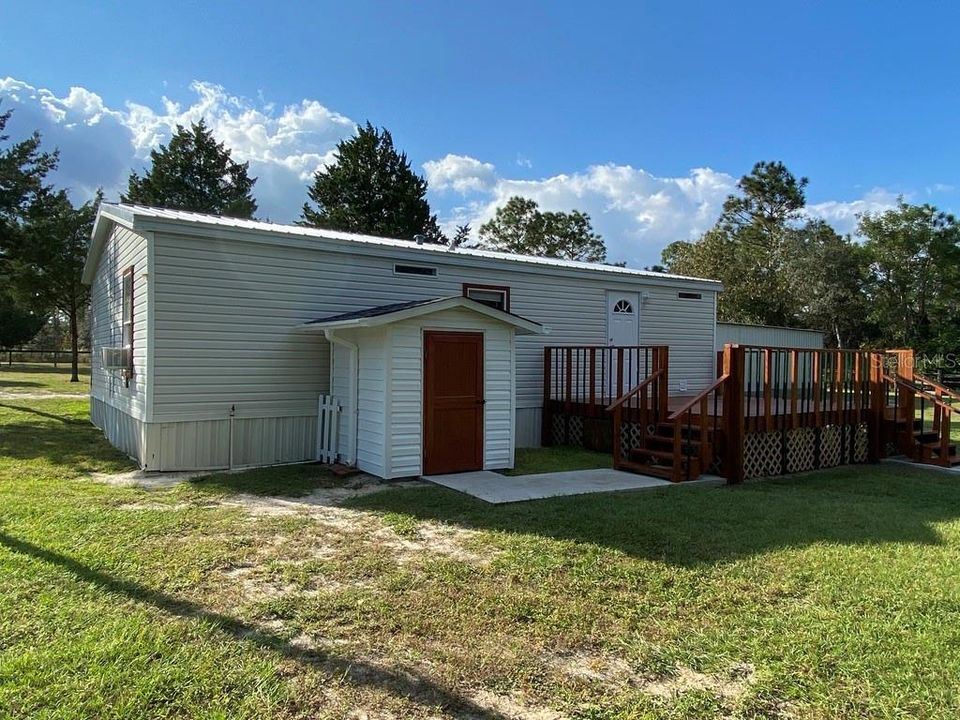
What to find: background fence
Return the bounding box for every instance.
[3,349,91,367]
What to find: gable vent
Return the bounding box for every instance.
[394,263,437,277]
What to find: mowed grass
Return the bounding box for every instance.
[502,445,613,475]
[3,377,960,717]
[0,362,90,394]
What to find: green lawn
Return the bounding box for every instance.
[503,445,613,475]
[3,379,960,718]
[0,362,90,394]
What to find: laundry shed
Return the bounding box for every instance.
[300,296,544,479]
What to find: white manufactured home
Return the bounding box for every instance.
[83,204,723,477]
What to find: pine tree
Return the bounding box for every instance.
[300,122,442,241]
[0,106,58,351]
[123,119,257,218]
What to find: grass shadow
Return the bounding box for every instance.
[347,464,960,566]
[0,379,43,389]
[0,532,510,719]
[0,403,133,473]
[0,363,91,377]
[188,464,349,498]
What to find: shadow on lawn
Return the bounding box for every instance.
[0,404,133,473]
[189,464,348,498]
[0,532,511,719]
[0,379,43,389]
[347,465,960,566]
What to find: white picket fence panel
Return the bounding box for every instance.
[316,394,341,463]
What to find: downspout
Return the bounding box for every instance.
[323,329,359,466]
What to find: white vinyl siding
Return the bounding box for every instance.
[149,230,716,423]
[355,327,387,477]
[89,224,149,422]
[150,232,330,422]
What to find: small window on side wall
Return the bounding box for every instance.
[121,266,134,383]
[463,283,510,312]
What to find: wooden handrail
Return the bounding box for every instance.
[913,372,960,403]
[606,369,665,412]
[883,374,955,411]
[668,374,730,421]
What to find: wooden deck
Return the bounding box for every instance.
[543,344,881,482]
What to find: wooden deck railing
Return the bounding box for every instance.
[667,373,730,482]
[739,346,872,432]
[882,373,955,465]
[544,342,947,482]
[542,345,668,446]
[606,369,666,468]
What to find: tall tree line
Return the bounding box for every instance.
[0,107,94,381]
[663,161,960,355]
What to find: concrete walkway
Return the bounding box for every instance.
[424,468,723,504]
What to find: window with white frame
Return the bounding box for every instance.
[463,283,510,311]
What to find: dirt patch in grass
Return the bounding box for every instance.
[91,469,212,489]
[552,652,767,707]
[640,662,757,701]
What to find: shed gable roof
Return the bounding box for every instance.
[300,296,545,334]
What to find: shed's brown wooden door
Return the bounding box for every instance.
[423,331,484,475]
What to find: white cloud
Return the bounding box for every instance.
[0,77,356,220]
[423,153,497,194]
[427,161,739,266]
[805,188,901,236]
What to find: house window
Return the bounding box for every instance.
[612,299,634,314]
[678,291,702,300]
[121,266,134,379]
[463,283,510,312]
[394,263,437,277]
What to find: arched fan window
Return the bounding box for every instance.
[612,299,634,314]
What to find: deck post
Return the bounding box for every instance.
[655,346,670,421]
[616,348,625,402]
[868,352,885,462]
[763,349,773,432]
[541,348,553,447]
[723,344,746,483]
[790,350,799,429]
[897,349,915,432]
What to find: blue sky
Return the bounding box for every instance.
[2,1,958,265]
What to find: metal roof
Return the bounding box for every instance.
[87,203,722,289]
[304,298,448,323]
[299,295,545,335]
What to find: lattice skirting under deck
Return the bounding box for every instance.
[744,423,869,480]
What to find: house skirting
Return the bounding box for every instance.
[91,401,541,473]
[91,399,318,472]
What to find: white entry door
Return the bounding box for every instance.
[606,291,640,346]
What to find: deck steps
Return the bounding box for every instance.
[617,422,708,482]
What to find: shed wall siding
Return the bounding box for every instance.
[330,342,356,464]
[354,327,387,477]
[388,308,515,477]
[716,323,825,350]
[149,230,717,422]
